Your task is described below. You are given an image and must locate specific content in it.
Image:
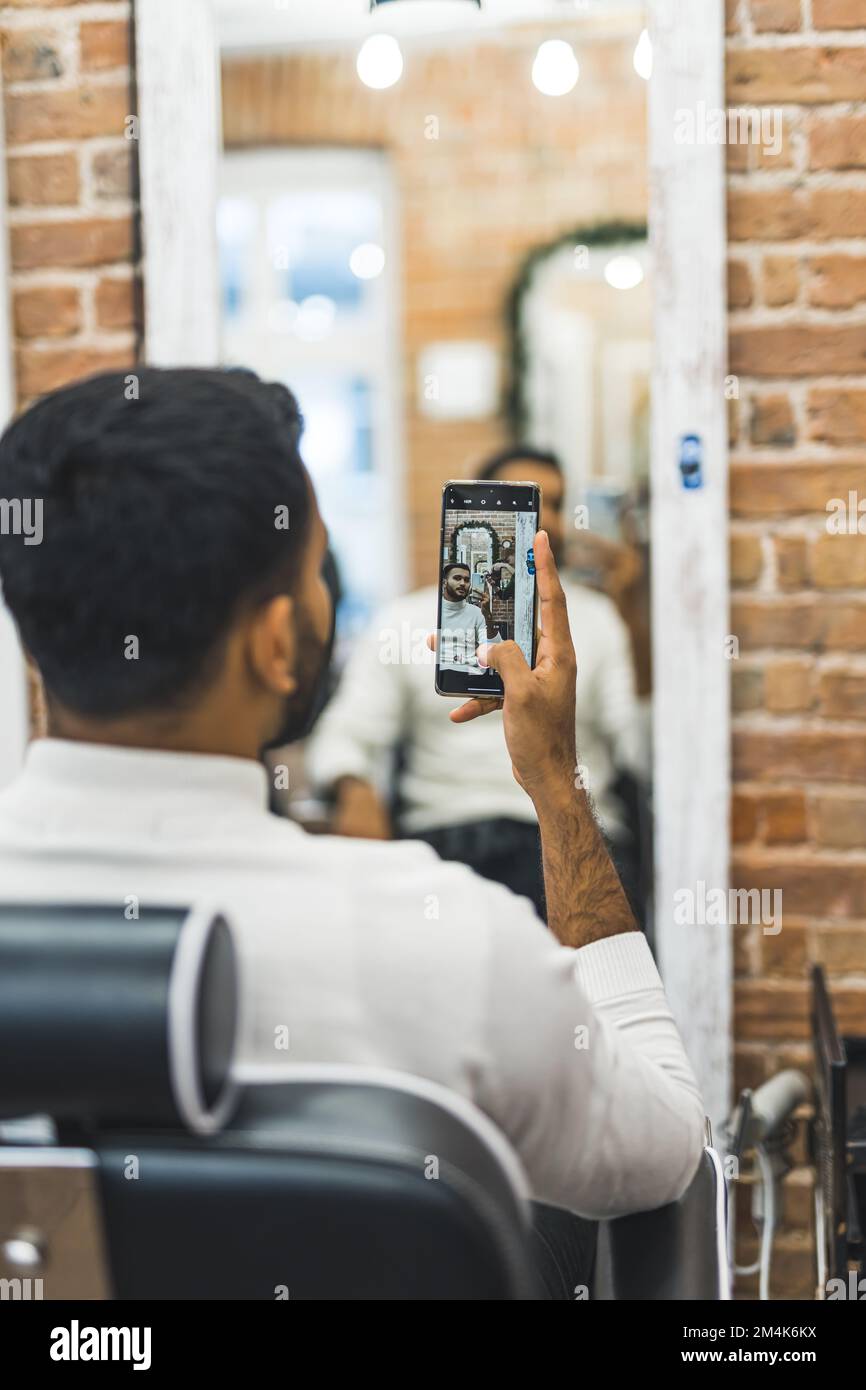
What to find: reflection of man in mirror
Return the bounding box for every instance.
[439,562,501,669]
[488,559,515,598]
[308,445,647,928]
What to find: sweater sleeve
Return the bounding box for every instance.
[476,904,705,1218]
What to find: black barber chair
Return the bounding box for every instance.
[0,903,726,1301]
[0,904,535,1300]
[593,1143,729,1300]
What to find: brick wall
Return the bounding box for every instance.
[221,25,647,586]
[0,0,141,409]
[726,0,866,1297]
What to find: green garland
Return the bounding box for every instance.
[505,219,648,436]
[450,517,501,565]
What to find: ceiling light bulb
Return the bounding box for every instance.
[531,40,579,97]
[633,28,653,81]
[604,254,644,290]
[350,242,386,280]
[357,34,404,90]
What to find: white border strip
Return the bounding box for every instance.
[167,903,239,1134]
[135,0,222,366]
[706,1144,732,1300]
[233,1059,532,1210]
[647,0,731,1127]
[0,1147,96,1169]
[0,62,28,793]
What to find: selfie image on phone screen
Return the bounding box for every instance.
[435,480,540,699]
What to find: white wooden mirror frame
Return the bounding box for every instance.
[0,66,29,793]
[0,0,730,1122]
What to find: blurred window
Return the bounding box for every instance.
[217,150,404,637]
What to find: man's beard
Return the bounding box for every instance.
[260,603,335,754]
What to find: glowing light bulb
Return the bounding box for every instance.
[604,255,644,290]
[356,34,403,90]
[350,242,386,280]
[532,40,579,97]
[633,29,653,81]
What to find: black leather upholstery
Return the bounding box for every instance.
[96,1079,536,1300]
[0,904,536,1300]
[0,902,721,1301]
[0,903,237,1128]
[593,1148,726,1300]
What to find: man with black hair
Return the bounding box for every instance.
[439,560,501,672]
[0,370,701,1297]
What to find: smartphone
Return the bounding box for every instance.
[435,479,541,699]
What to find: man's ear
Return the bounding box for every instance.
[247,594,297,696]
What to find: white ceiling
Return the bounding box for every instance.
[214,0,644,52]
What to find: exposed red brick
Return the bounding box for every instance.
[750,393,796,445]
[80,20,128,73]
[811,534,866,589]
[817,669,866,718]
[90,145,134,201]
[734,728,866,781]
[807,388,866,445]
[730,325,866,377]
[6,84,130,145]
[7,151,79,207]
[812,0,866,27]
[728,258,753,308]
[807,254,866,309]
[15,342,136,400]
[730,532,763,585]
[764,658,814,712]
[761,922,809,975]
[95,275,139,331]
[733,792,760,844]
[815,923,866,971]
[731,464,866,517]
[735,981,810,1040]
[763,791,809,843]
[2,27,65,83]
[729,187,866,241]
[751,0,802,31]
[13,284,81,340]
[814,796,866,849]
[733,665,765,711]
[775,537,809,591]
[727,46,866,104]
[733,597,866,652]
[762,254,799,306]
[809,114,866,170]
[10,217,133,271]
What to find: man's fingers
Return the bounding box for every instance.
[450,696,503,723]
[427,631,436,652]
[478,639,531,688]
[534,529,572,650]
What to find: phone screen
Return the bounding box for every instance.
[435,480,540,699]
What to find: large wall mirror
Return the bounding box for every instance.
[509,221,652,702]
[136,0,730,1121]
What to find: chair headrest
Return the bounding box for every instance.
[0,903,238,1134]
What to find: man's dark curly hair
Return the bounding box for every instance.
[0,367,312,718]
